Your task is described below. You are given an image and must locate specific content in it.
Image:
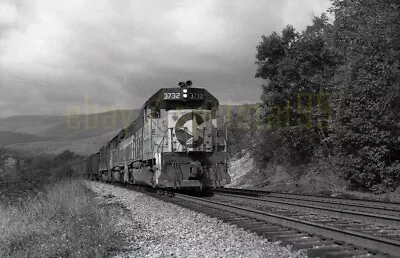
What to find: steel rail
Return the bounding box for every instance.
[215,188,400,210]
[259,194,400,217]
[269,192,400,211]
[214,192,400,226]
[175,193,400,257]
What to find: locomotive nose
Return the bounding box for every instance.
[169,109,212,152]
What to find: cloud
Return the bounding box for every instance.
[0,0,331,117]
[283,0,333,30]
[0,1,18,25]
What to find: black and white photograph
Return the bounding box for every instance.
[0,0,399,257]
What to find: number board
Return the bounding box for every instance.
[163,88,205,101]
[187,92,204,100]
[163,92,181,100]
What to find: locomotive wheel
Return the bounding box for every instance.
[167,191,175,197]
[156,189,166,195]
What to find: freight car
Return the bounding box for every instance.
[70,158,87,177]
[72,81,231,190]
[69,154,98,179]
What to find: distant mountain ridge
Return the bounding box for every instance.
[0,109,140,140]
[0,131,50,147]
[1,104,257,155]
[0,109,141,154]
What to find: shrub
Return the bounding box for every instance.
[0,180,121,257]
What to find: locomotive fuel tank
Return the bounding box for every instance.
[130,166,153,186]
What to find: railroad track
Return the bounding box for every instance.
[214,188,400,213]
[108,183,400,257]
[213,192,400,226]
[171,193,400,257]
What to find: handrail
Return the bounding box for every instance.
[156,129,169,153]
[147,114,164,132]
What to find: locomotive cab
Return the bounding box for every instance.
[143,82,230,189]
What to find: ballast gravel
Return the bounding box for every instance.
[87,182,307,258]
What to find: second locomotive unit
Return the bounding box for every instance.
[89,81,231,190]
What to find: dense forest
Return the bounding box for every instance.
[228,0,400,193]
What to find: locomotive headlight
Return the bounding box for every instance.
[183,93,188,98]
[183,89,188,93]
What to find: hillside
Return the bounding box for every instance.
[0,115,62,134]
[0,131,50,147]
[7,129,120,155]
[1,104,256,155]
[0,109,141,154]
[0,109,140,141]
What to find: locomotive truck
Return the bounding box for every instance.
[71,81,231,190]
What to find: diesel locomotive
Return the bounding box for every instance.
[71,81,231,190]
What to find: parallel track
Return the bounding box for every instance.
[174,193,400,257]
[213,192,400,226]
[104,182,400,257]
[214,188,400,212]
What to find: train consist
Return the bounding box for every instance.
[71,81,231,190]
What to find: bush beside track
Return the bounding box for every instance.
[0,180,124,257]
[0,149,125,257]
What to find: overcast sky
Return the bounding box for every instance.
[0,0,331,117]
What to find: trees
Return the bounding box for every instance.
[255,16,341,166]
[329,0,400,191]
[223,104,262,156]
[255,0,400,191]
[0,149,82,184]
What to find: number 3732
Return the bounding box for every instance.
[164,92,180,99]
